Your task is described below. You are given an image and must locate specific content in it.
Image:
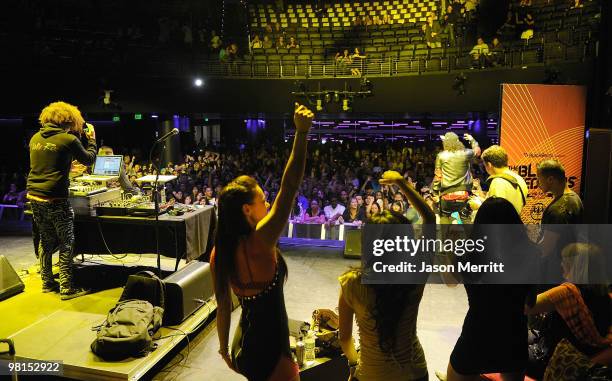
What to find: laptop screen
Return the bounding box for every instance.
[92,155,123,176]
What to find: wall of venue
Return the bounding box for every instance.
[0,61,593,117]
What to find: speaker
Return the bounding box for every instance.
[0,255,25,301]
[162,261,214,326]
[583,129,612,223]
[343,229,362,258]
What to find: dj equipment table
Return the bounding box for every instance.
[74,205,215,270]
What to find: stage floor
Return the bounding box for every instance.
[0,233,468,381]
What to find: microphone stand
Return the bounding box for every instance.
[148,140,163,277]
[148,129,178,276]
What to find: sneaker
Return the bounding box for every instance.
[60,288,91,301]
[42,281,60,293]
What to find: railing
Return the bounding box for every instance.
[175,42,594,79]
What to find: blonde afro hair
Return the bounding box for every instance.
[38,101,85,134]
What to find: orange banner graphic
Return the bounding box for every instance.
[500,84,586,223]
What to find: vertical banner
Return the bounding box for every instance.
[500,84,586,223]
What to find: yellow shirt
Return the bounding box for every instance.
[487,169,528,214]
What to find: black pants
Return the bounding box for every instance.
[30,199,76,291]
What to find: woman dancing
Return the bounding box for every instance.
[212,103,314,381]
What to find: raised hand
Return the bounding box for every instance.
[84,123,96,140]
[294,103,314,133]
[379,170,407,187]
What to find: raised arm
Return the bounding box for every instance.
[380,170,436,224]
[255,104,313,248]
[463,132,482,157]
[70,123,97,166]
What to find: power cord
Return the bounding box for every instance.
[153,299,215,377]
[96,220,128,259]
[154,327,191,380]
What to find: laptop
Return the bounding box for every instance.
[78,155,123,182]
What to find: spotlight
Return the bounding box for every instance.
[360,77,373,92]
[316,99,323,111]
[103,90,113,105]
[334,92,340,103]
[342,98,352,112]
[324,92,331,103]
[194,78,204,87]
[322,138,327,144]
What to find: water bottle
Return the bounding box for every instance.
[304,331,316,363]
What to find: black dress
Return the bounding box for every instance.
[450,284,530,375]
[231,254,292,381]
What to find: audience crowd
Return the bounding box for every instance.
[117,141,482,226]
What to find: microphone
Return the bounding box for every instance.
[156,128,179,143]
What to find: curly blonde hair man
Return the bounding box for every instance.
[28,100,96,300]
[38,101,85,135]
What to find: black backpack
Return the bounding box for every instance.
[91,271,165,361]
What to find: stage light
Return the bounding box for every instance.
[334,92,340,103]
[342,98,352,112]
[316,99,323,111]
[194,78,203,87]
[151,114,159,119]
[325,93,331,103]
[322,138,327,144]
[112,115,120,122]
[134,113,142,120]
[360,77,373,92]
[103,90,113,106]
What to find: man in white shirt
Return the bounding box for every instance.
[324,197,346,225]
[475,145,528,214]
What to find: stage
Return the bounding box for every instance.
[0,231,469,381]
[0,254,216,381]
